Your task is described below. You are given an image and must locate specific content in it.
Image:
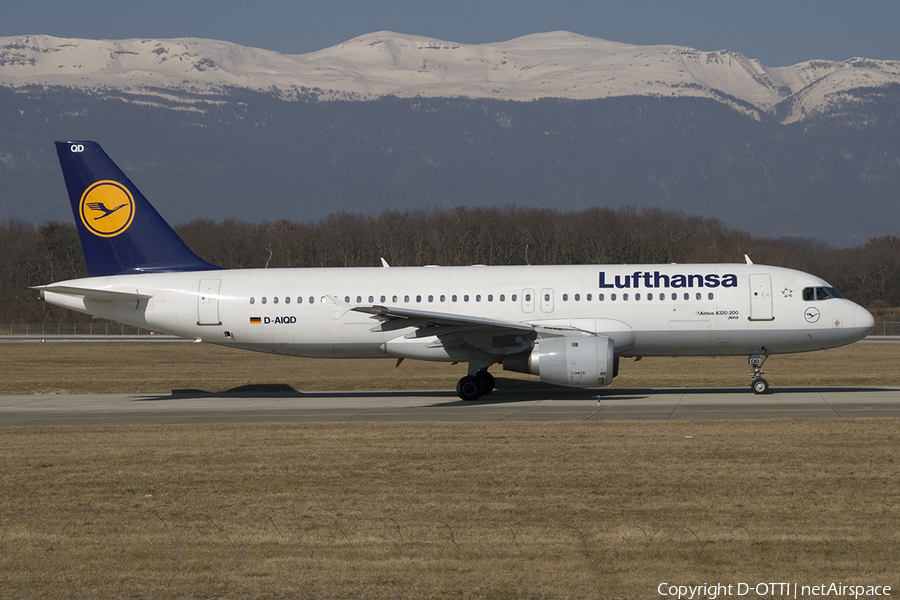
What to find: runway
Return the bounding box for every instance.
[1,386,899,426]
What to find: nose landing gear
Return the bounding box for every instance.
[749,352,769,394]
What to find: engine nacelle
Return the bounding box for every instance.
[504,335,615,388]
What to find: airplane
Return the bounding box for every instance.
[36,141,876,400]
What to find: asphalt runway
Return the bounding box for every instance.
[1,386,899,426]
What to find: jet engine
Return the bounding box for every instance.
[504,335,615,388]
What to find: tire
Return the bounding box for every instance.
[475,370,495,394]
[751,378,769,394]
[456,376,484,401]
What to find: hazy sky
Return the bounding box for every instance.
[4,0,899,66]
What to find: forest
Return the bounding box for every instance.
[2,205,898,326]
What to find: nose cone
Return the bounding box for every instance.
[853,304,876,338]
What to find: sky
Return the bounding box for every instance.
[3,0,900,67]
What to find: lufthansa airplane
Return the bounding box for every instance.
[37,141,875,400]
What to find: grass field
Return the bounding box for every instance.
[2,339,900,395]
[0,341,898,598]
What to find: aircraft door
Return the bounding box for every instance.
[522,289,535,313]
[197,279,222,326]
[748,273,774,321]
[541,288,554,313]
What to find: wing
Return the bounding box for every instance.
[85,202,111,214]
[351,305,582,357]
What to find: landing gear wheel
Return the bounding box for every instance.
[457,376,484,401]
[751,378,769,395]
[475,370,495,395]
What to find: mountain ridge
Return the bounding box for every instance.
[3,31,900,122]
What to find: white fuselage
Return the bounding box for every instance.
[41,263,874,362]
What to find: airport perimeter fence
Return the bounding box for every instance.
[878,321,900,336]
[0,511,897,599]
[0,322,157,336]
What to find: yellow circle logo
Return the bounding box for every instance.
[79,181,135,237]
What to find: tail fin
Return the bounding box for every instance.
[55,141,220,277]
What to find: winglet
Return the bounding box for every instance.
[55,141,220,277]
[745,254,754,265]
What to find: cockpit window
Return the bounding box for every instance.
[803,287,843,301]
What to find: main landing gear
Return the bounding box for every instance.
[749,352,769,394]
[456,370,495,401]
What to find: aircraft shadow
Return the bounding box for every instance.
[132,383,897,404]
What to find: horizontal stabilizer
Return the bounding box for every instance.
[33,284,152,302]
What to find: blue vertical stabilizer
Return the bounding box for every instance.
[55,141,220,276]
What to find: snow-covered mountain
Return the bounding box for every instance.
[3,31,900,122]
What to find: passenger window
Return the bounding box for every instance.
[285,297,290,304]
[250,297,255,305]
[428,295,433,302]
[525,293,531,301]
[672,293,677,301]
[309,297,314,304]
[273,297,279,304]
[262,297,267,305]
[404,295,410,303]
[487,294,493,302]
[392,295,398,303]
[476,295,481,302]
[563,294,569,301]
[708,293,714,300]
[599,294,604,301]
[452,295,458,302]
[512,294,517,302]
[696,293,702,300]
[380,295,386,302]
[635,293,641,301]
[500,294,505,302]
[416,295,422,303]
[683,293,689,301]
[440,295,445,302]
[587,293,592,301]
[464,295,469,302]
[357,295,362,303]
[624,293,629,301]
[611,293,616,301]
[345,296,351,303]
[297,297,303,304]
[369,296,374,303]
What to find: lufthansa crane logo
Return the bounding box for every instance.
[79,181,135,237]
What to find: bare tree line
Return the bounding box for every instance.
[2,206,897,323]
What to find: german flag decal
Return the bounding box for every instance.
[250,317,261,324]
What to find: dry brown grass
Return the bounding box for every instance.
[1,342,898,597]
[0,420,898,597]
[2,340,899,395]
